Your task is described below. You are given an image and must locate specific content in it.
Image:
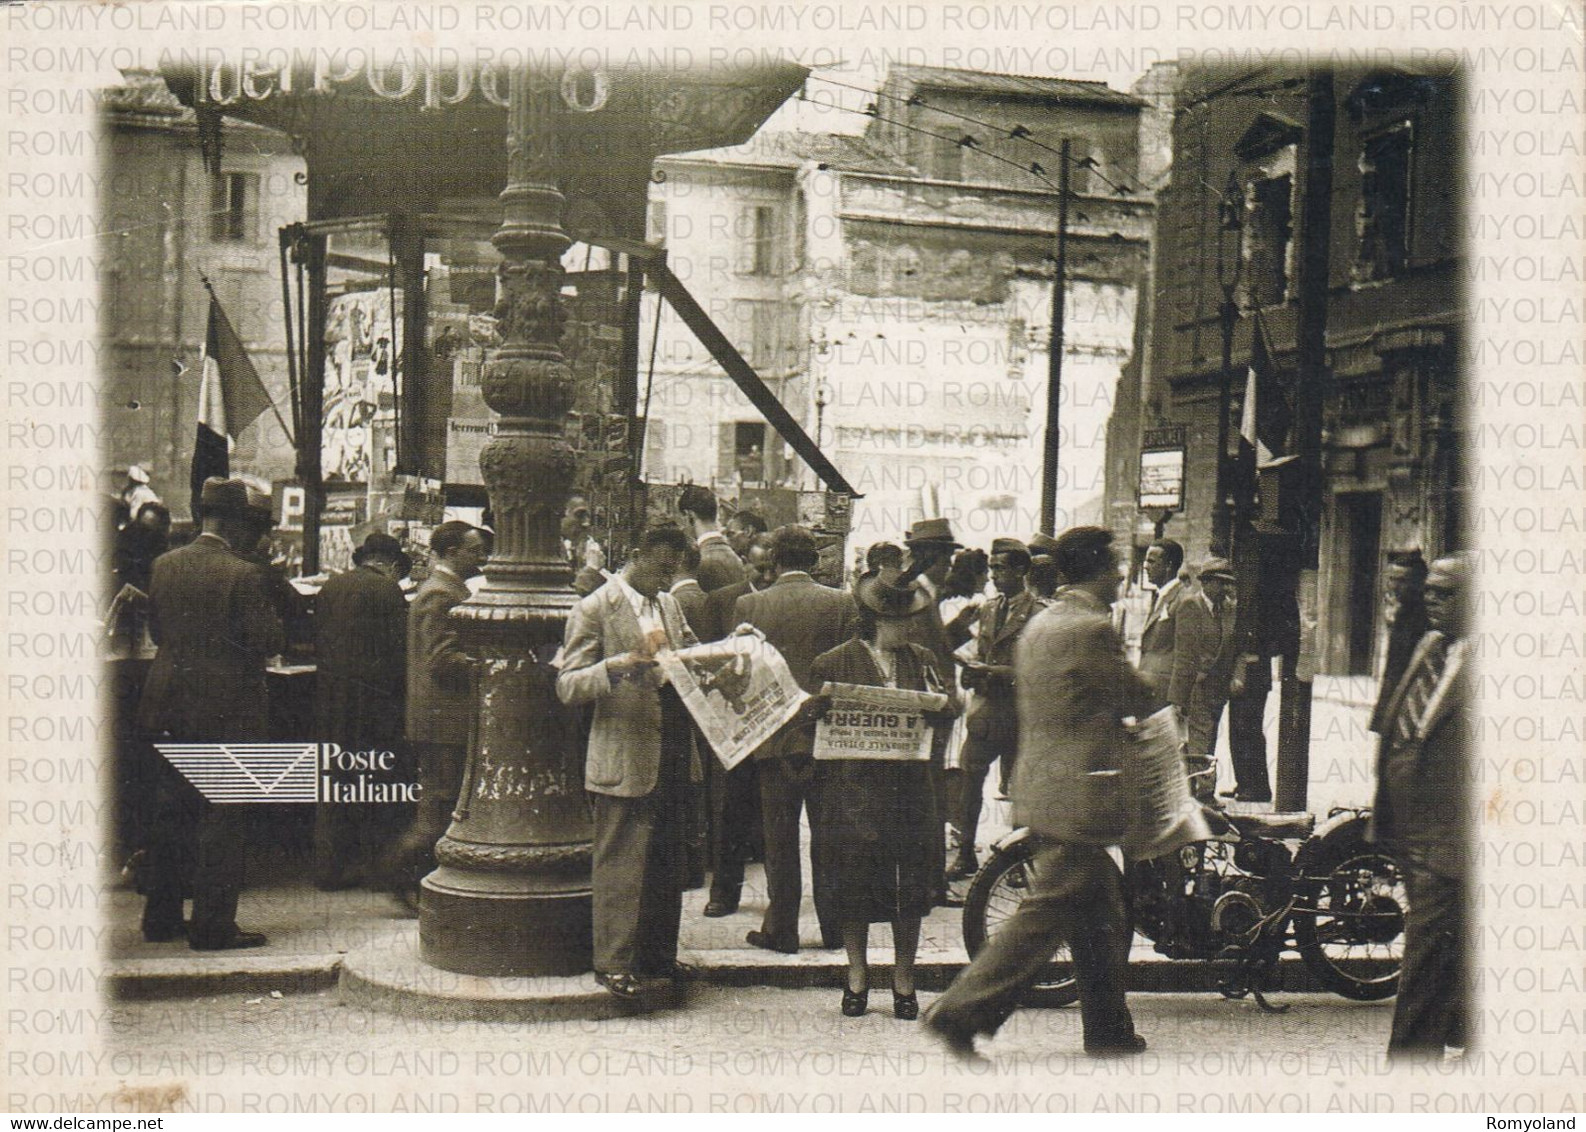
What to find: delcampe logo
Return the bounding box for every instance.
[155,743,420,804]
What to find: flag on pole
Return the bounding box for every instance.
[190,289,280,519]
[1233,308,1292,512]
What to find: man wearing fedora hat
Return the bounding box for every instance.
[312,531,409,890]
[899,518,974,898]
[1171,557,1238,802]
[135,476,283,950]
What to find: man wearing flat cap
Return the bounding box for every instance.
[136,477,283,950]
[312,531,409,890]
[950,537,1038,879]
[1170,557,1238,801]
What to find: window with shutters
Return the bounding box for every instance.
[739,204,777,276]
[210,171,258,242]
[742,299,784,372]
[928,136,964,182]
[733,421,767,485]
[1243,170,1294,308]
[1353,120,1413,284]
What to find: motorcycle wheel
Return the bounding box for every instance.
[961,837,1079,1008]
[1293,825,1407,1001]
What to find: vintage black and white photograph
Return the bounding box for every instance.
[2,0,1583,1117]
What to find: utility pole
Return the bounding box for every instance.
[1039,138,1071,537]
[1275,69,1336,813]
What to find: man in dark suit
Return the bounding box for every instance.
[1170,557,1236,803]
[667,540,710,888]
[950,538,1038,879]
[926,527,1154,1059]
[724,507,767,559]
[1369,550,1430,737]
[697,532,774,917]
[136,477,283,950]
[1371,553,1470,1057]
[678,484,746,594]
[1135,538,1186,702]
[669,540,709,639]
[734,525,856,953]
[901,518,971,899]
[555,526,700,998]
[312,531,408,890]
[389,521,487,902]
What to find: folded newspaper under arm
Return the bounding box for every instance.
[812,682,951,762]
[1121,706,1214,861]
[656,631,808,772]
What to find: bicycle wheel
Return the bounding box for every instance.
[1293,825,1407,1001]
[961,836,1079,1007]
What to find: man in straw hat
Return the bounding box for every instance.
[926,526,1153,1059]
[135,476,283,950]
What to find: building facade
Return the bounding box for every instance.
[101,72,306,516]
[643,65,1154,548]
[1107,65,1464,677]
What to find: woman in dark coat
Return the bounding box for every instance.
[807,567,958,1020]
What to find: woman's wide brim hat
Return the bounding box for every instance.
[854,566,932,619]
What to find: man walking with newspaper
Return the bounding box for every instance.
[925,527,1156,1058]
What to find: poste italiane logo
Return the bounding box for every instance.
[155,743,420,804]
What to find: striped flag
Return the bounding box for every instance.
[190,291,276,518]
[1233,308,1292,509]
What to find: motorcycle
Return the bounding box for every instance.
[961,806,1407,1012]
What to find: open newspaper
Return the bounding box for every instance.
[812,682,950,762]
[657,631,807,772]
[1121,706,1214,860]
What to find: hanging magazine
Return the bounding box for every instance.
[657,630,808,772]
[1121,706,1214,860]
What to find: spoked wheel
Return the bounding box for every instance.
[1293,832,1407,1001]
[961,836,1078,1007]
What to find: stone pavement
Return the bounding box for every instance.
[107,690,1379,999]
[88,987,1400,1114]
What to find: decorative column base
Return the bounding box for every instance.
[420,879,590,978]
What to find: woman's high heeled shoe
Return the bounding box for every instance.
[841,987,869,1017]
[892,991,919,1021]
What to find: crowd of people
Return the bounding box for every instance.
[126,475,1468,1060]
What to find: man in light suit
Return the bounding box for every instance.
[927,526,1154,1059]
[734,525,856,953]
[950,538,1038,879]
[556,526,700,998]
[1135,538,1186,702]
[1371,553,1470,1057]
[390,521,487,902]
